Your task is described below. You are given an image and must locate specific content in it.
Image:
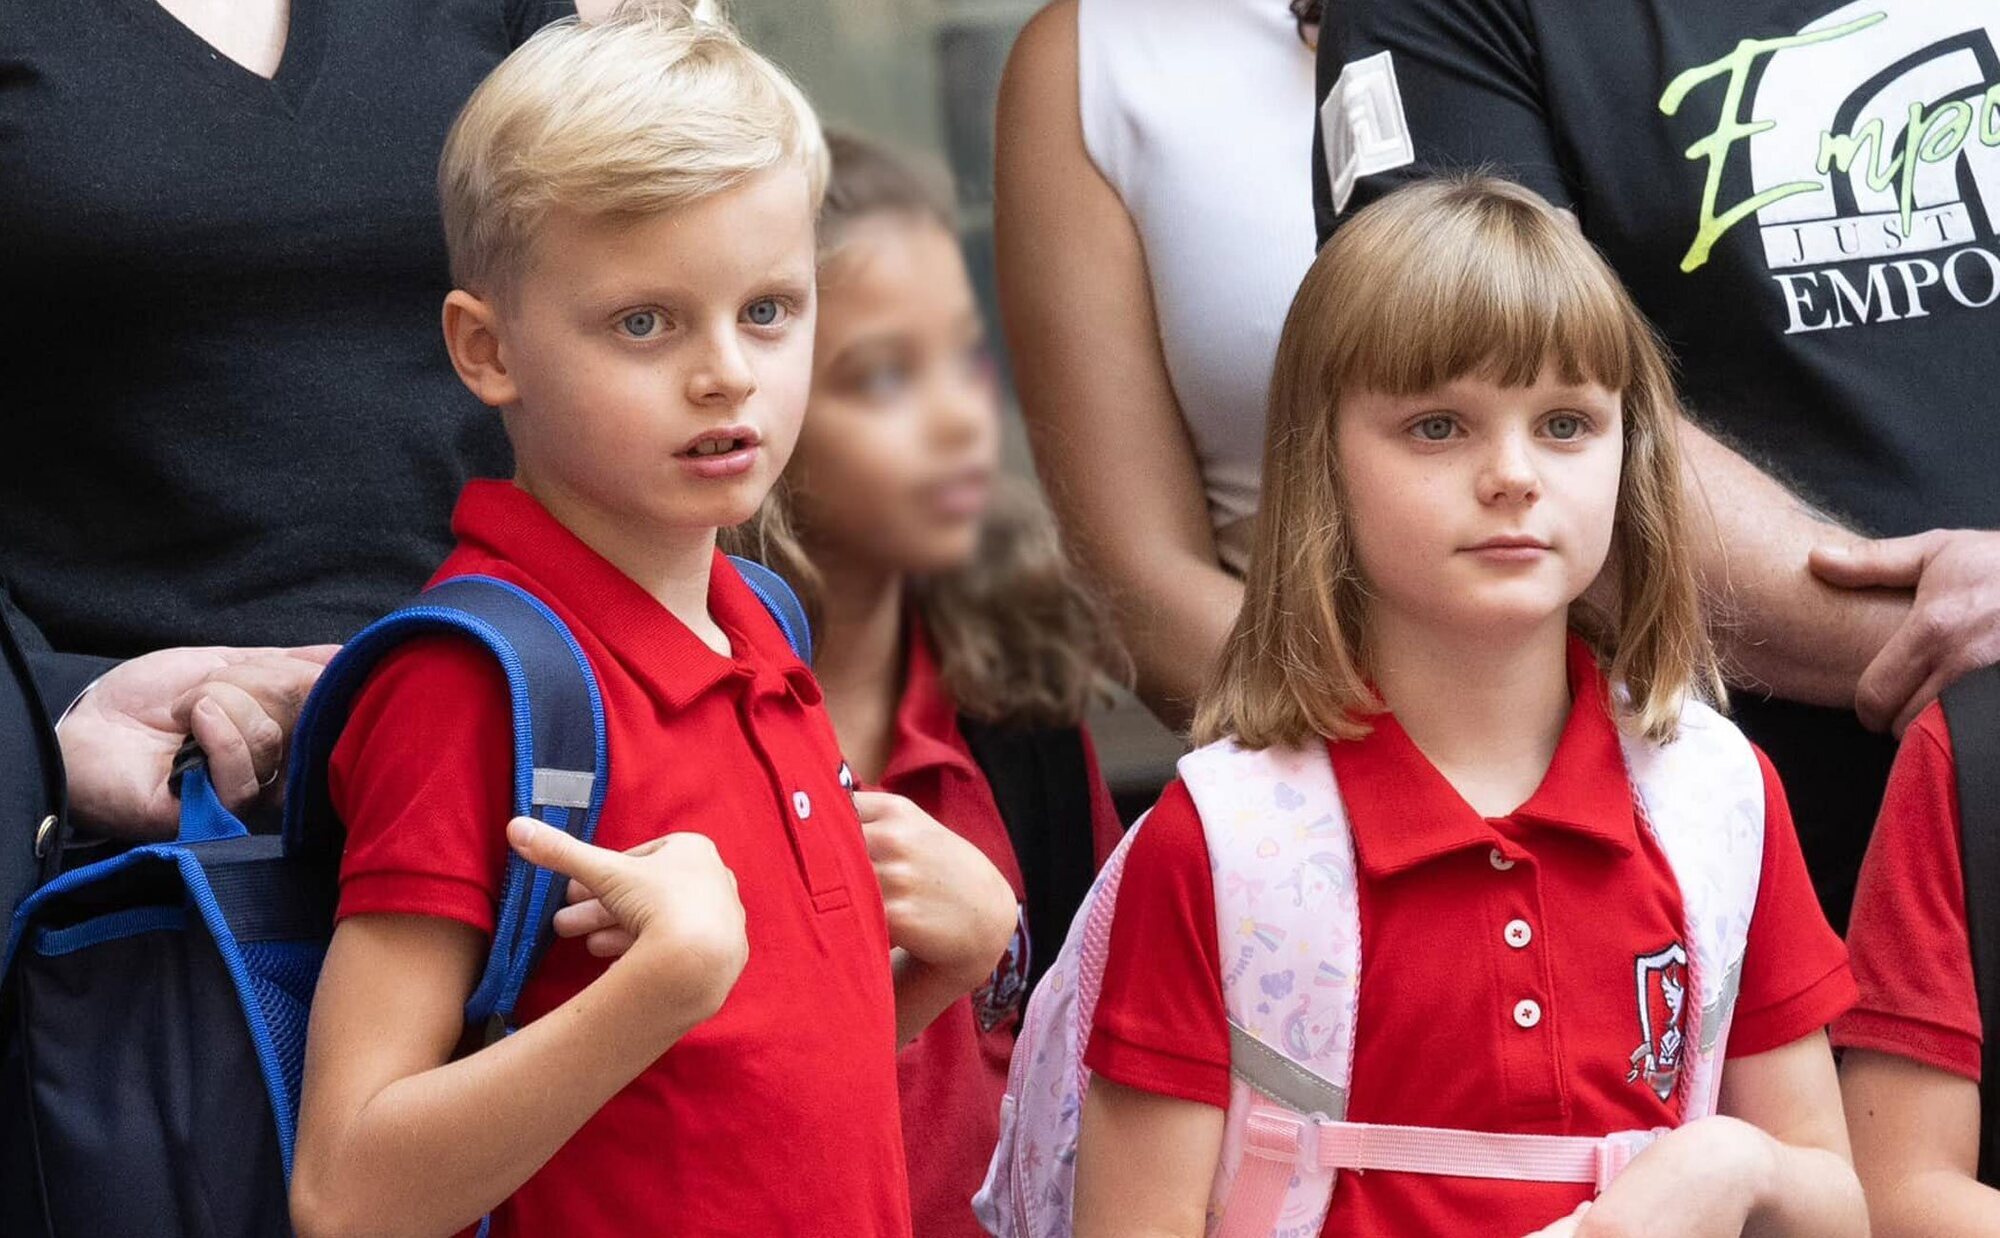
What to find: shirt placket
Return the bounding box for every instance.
[1486,840,1567,1123]
[736,672,851,913]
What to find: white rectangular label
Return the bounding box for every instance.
[1321,50,1416,214]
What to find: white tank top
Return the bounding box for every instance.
[1076,0,1318,574]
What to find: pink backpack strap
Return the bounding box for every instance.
[1180,738,1358,1237]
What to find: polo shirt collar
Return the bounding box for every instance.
[448,480,820,711]
[877,616,982,789]
[1335,635,1636,878]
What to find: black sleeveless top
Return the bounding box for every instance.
[0,0,570,656]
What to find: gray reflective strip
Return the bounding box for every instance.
[531,768,595,809]
[1699,956,1745,1055]
[1228,1021,1348,1121]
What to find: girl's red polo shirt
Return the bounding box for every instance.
[1085,640,1853,1236]
[875,625,1123,1237]
[1832,703,1983,1081]
[329,481,912,1238]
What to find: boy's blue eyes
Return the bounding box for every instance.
[1415,415,1457,441]
[615,300,791,337]
[620,310,662,338]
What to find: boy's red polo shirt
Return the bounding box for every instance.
[1086,639,1852,1236]
[1832,703,1982,1080]
[329,481,911,1238]
[877,625,1123,1238]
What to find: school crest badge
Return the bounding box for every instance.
[1627,942,1689,1102]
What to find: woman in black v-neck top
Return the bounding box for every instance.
[0,0,572,656]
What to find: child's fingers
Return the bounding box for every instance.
[506,817,623,890]
[850,790,910,824]
[585,928,636,958]
[552,898,617,938]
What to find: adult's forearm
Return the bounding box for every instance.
[1677,416,1904,704]
[292,963,707,1238]
[1105,552,1244,734]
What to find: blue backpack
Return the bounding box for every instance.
[0,560,810,1238]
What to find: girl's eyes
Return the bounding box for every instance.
[1542,413,1590,441]
[856,361,911,401]
[618,309,665,339]
[1412,414,1460,442]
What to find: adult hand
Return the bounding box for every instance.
[58,644,338,838]
[1810,528,2000,734]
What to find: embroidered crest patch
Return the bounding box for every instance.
[1628,942,1689,1102]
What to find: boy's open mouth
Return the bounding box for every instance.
[678,427,760,458]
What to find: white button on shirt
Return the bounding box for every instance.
[792,790,812,820]
[1489,848,1516,871]
[1504,919,1533,949]
[1513,999,1542,1029]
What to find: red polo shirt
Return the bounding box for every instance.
[329,481,910,1238]
[880,624,1123,1238]
[1086,639,1852,1236]
[1831,704,1981,1080]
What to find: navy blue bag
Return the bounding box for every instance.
[0,560,810,1238]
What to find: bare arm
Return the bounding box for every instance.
[1841,1048,2000,1237]
[290,825,746,1238]
[1675,416,1905,706]
[1073,1077,1224,1238]
[1718,1031,1868,1238]
[995,0,1242,732]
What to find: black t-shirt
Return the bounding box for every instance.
[1313,0,2000,924]
[0,0,571,656]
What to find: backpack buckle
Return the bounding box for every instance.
[1242,1105,1320,1170]
[1594,1127,1665,1193]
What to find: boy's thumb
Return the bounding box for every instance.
[507,817,617,888]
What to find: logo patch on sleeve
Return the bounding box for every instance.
[1321,49,1417,214]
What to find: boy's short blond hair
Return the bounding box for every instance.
[439,0,828,294]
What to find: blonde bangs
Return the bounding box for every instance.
[1196,176,1721,752]
[1322,182,1638,402]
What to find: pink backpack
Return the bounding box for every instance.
[973,698,1765,1237]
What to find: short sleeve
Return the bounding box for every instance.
[1077,726,1128,870]
[329,636,515,933]
[1083,779,1231,1108]
[1726,746,1858,1057]
[506,0,575,47]
[1831,706,1981,1081]
[1312,0,1573,244]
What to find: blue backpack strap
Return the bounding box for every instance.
[281,575,609,1029]
[727,554,813,665]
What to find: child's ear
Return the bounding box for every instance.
[442,289,520,409]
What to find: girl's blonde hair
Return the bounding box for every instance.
[438,0,828,295]
[1194,176,1721,750]
[721,132,1125,727]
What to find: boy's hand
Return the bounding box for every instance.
[855,790,1017,985]
[1518,1117,1776,1238]
[507,819,748,1021]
